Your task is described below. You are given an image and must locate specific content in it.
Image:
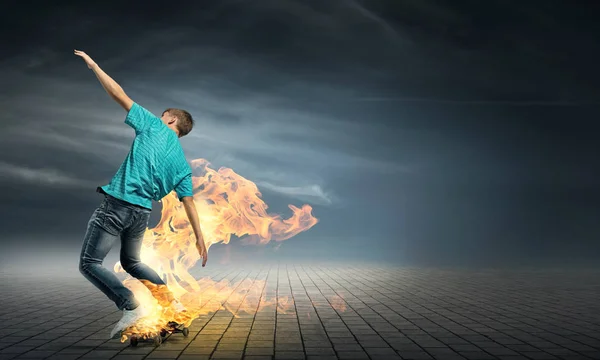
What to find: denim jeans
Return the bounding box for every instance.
[79,192,165,310]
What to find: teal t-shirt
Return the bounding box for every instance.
[100,102,193,209]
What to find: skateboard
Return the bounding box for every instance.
[127,321,190,347]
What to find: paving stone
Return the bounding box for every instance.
[211,350,244,359]
[181,347,214,355]
[177,356,211,360]
[78,349,122,359]
[1,265,599,360]
[245,346,275,355]
[274,350,306,359]
[336,351,370,359]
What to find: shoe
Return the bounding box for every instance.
[171,300,187,313]
[109,306,150,339]
[169,300,189,324]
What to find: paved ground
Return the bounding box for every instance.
[1,264,599,360]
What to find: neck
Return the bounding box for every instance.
[169,125,180,137]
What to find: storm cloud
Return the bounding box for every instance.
[1,0,599,268]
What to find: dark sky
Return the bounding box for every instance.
[1,0,599,268]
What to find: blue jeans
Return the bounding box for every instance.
[79,192,166,310]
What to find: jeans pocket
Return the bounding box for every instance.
[91,199,108,227]
[129,211,151,237]
[100,199,111,228]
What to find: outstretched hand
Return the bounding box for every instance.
[74,49,96,69]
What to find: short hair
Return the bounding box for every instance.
[162,108,194,137]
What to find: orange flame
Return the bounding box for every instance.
[114,159,320,341]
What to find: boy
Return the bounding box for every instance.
[74,50,208,338]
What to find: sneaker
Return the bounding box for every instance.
[109,306,150,339]
[171,300,187,313]
[169,300,189,324]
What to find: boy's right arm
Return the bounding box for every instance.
[90,62,134,111]
[74,50,134,111]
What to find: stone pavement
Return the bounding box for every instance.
[0,264,599,360]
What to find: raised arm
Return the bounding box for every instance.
[74,49,134,111]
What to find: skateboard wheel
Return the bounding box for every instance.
[153,335,162,346]
[130,335,138,347]
[160,329,167,337]
[182,327,189,337]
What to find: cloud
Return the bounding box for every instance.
[153,86,412,175]
[0,161,94,188]
[256,181,334,206]
[344,0,406,44]
[354,96,593,107]
[0,28,412,196]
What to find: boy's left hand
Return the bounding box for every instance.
[196,240,208,267]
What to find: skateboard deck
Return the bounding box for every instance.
[125,321,190,347]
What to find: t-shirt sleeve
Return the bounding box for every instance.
[125,102,162,134]
[174,172,193,200]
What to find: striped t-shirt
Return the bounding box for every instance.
[99,102,193,209]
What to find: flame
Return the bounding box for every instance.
[114,159,321,341]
